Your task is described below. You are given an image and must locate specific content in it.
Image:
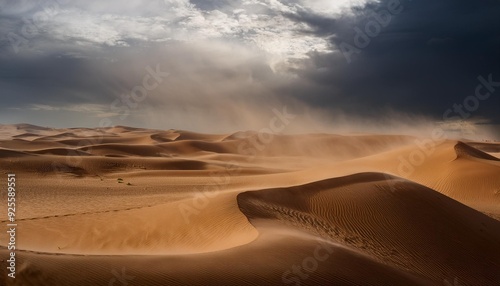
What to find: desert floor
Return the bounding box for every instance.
[0,124,499,285]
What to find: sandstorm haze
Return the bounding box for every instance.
[0,0,499,139]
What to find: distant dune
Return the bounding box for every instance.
[0,124,499,285]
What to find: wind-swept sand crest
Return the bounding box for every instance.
[237,173,500,285]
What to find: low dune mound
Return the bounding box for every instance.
[171,130,226,141]
[150,131,180,142]
[31,148,91,156]
[78,143,168,157]
[2,124,56,139]
[133,158,207,171]
[106,125,147,134]
[454,141,500,161]
[56,134,155,146]
[158,140,231,155]
[237,173,500,285]
[12,132,41,139]
[0,156,90,176]
[14,123,51,131]
[11,193,258,255]
[222,131,258,141]
[0,139,67,150]
[1,155,210,175]
[33,132,80,141]
[0,148,32,158]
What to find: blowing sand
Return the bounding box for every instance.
[0,124,499,285]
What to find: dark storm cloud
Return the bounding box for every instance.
[0,52,144,109]
[1,56,102,105]
[284,10,337,37]
[0,0,498,137]
[286,0,500,125]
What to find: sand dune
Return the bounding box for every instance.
[455,141,500,161]
[0,148,32,158]
[31,148,91,156]
[466,141,500,153]
[271,140,500,218]
[1,126,418,160]
[238,173,500,285]
[12,193,257,255]
[391,141,500,214]
[0,124,499,285]
[0,229,431,286]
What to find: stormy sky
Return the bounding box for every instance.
[0,0,499,138]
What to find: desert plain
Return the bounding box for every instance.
[0,123,499,285]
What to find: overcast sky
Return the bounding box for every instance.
[0,0,499,138]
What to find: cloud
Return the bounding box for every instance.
[284,0,500,126]
[0,0,338,60]
[0,0,499,139]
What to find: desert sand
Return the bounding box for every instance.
[0,124,499,285]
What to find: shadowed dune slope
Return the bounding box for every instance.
[0,148,32,158]
[466,141,500,153]
[455,141,500,161]
[237,173,500,285]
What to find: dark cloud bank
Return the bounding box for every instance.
[288,0,500,121]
